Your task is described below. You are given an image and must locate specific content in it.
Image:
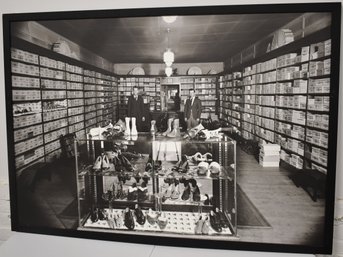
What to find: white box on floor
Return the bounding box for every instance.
[259,160,280,167]
[259,155,280,163]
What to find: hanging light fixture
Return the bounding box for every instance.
[162,16,177,24]
[165,66,173,77]
[163,49,174,67]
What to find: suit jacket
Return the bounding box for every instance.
[127,95,144,119]
[184,97,202,120]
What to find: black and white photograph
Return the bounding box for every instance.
[2,2,341,254]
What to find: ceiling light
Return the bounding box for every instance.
[162,16,177,24]
[165,67,173,77]
[163,49,174,67]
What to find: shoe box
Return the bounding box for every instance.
[256,116,274,130]
[41,79,66,90]
[242,113,254,123]
[12,89,41,101]
[67,91,84,99]
[275,109,306,126]
[66,72,83,82]
[42,90,66,100]
[12,61,40,76]
[42,109,67,122]
[14,124,43,142]
[310,39,331,60]
[68,106,84,116]
[13,102,42,114]
[85,112,96,120]
[45,149,62,163]
[310,146,328,166]
[12,75,40,88]
[259,144,280,167]
[280,150,303,169]
[293,80,308,94]
[84,84,96,91]
[67,82,83,90]
[277,66,300,81]
[42,100,67,111]
[69,121,85,133]
[277,53,297,68]
[308,96,330,111]
[39,56,65,70]
[243,95,255,104]
[14,135,44,155]
[11,48,39,65]
[85,76,96,84]
[311,163,327,174]
[275,121,305,140]
[276,82,291,94]
[85,105,97,113]
[44,118,68,133]
[15,147,45,169]
[308,78,330,94]
[66,63,83,74]
[68,114,84,125]
[256,95,275,106]
[255,83,276,94]
[85,118,97,127]
[242,121,254,133]
[306,112,329,130]
[276,136,304,156]
[256,127,274,142]
[256,106,275,118]
[276,95,307,109]
[44,140,61,154]
[40,67,65,80]
[97,110,103,117]
[44,127,68,144]
[85,98,97,105]
[13,113,42,129]
[85,91,96,98]
[309,59,331,77]
[306,129,328,148]
[262,70,277,83]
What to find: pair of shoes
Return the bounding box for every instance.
[167,119,181,138]
[198,128,222,140]
[194,216,210,235]
[181,178,201,201]
[127,183,138,201]
[124,207,135,230]
[137,182,148,202]
[209,208,229,232]
[188,152,213,163]
[172,155,189,173]
[209,162,221,176]
[134,204,146,225]
[107,211,124,229]
[162,180,180,201]
[93,155,110,171]
[184,123,205,139]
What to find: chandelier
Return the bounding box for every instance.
[165,66,172,77]
[163,49,174,67]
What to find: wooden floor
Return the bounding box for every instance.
[0,147,325,247]
[236,148,325,246]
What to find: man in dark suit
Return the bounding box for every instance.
[127,86,145,132]
[184,89,202,129]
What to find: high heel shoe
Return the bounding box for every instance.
[134,204,146,225]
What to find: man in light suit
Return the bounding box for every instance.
[184,89,202,129]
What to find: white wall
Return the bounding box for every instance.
[0,0,341,256]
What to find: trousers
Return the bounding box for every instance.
[186,116,199,129]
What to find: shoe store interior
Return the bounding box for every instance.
[10,12,332,246]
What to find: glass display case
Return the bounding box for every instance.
[75,133,237,239]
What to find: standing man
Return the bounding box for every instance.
[127,86,145,132]
[184,89,202,129]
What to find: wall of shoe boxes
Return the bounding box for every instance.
[11,47,118,171]
[218,38,331,173]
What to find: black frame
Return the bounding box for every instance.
[2,2,341,254]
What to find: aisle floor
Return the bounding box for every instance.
[0,147,325,246]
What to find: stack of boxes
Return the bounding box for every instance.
[259,144,281,167]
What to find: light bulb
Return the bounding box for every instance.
[162,16,177,24]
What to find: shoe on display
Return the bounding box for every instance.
[209,210,222,233]
[142,172,150,184]
[147,208,158,225]
[114,212,124,228]
[107,211,116,229]
[138,182,148,202]
[215,207,229,228]
[189,179,201,202]
[127,184,138,201]
[90,207,98,223]
[194,216,204,235]
[162,118,174,136]
[115,119,126,132]
[204,194,212,205]
[167,119,181,138]
[124,207,135,230]
[186,123,205,139]
[98,208,106,220]
[124,117,131,136]
[197,161,209,176]
[157,212,168,229]
[131,117,138,136]
[200,128,222,139]
[150,120,157,136]
[209,162,221,176]
[102,155,110,170]
[93,156,102,171]
[170,180,180,200]
[181,184,191,201]
[202,217,210,235]
[134,204,146,225]
[173,155,189,173]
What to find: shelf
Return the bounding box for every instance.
[11,58,40,67]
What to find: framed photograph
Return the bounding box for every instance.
[3,2,341,254]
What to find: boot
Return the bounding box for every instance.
[162,118,173,136]
[167,119,180,138]
[131,117,138,136]
[124,117,131,136]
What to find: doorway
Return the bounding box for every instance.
[160,84,180,112]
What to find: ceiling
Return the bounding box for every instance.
[38,13,301,64]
